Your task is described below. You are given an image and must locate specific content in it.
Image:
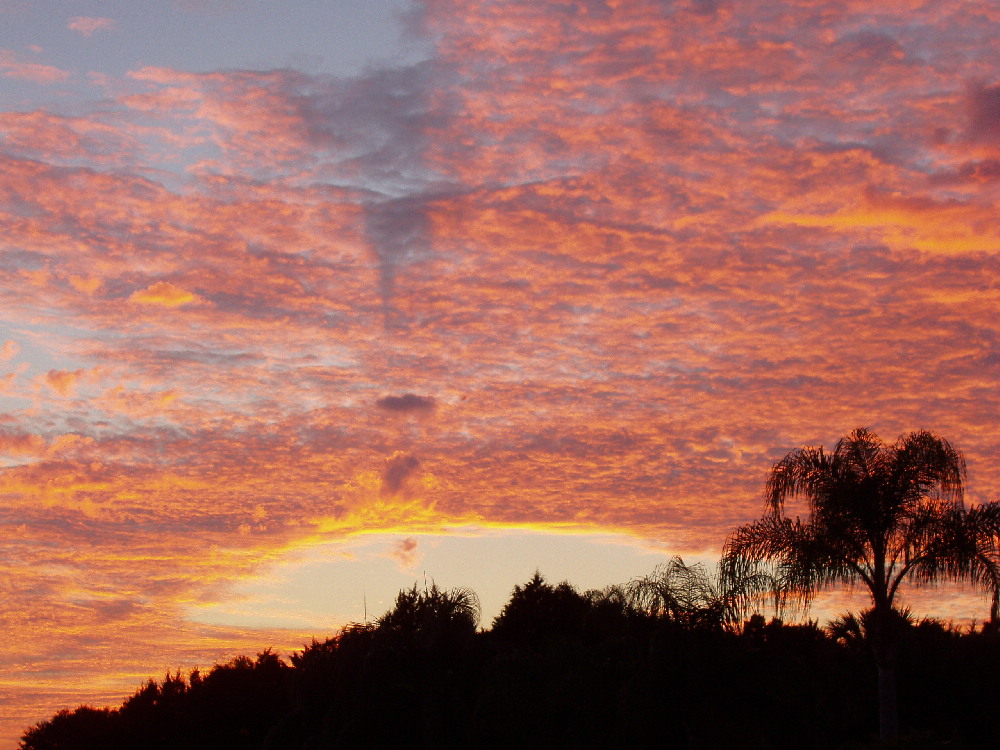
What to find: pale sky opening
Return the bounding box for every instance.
[186,527,689,631]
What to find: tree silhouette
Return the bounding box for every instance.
[482,574,644,747]
[19,707,114,750]
[365,583,481,747]
[376,582,481,644]
[490,572,590,644]
[721,427,1000,741]
[191,649,290,748]
[626,556,736,630]
[20,570,1000,748]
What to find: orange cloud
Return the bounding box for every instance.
[129,281,199,307]
[43,369,84,397]
[69,276,102,295]
[755,187,1000,254]
[0,431,46,457]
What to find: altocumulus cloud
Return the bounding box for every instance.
[1,0,1000,746]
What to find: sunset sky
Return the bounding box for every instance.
[2,0,1000,744]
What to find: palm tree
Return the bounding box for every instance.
[626,556,738,630]
[720,427,1000,741]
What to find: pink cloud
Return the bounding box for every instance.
[0,49,69,84]
[67,16,116,37]
[389,537,422,571]
[0,110,145,164]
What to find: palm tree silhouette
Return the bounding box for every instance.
[626,556,737,629]
[721,427,1000,741]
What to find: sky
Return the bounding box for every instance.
[1,0,999,744]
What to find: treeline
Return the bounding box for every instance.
[20,569,1000,750]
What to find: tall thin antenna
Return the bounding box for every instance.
[363,589,367,622]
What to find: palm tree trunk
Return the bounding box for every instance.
[871,612,900,740]
[870,593,900,742]
[876,661,899,741]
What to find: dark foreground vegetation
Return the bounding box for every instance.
[20,574,1000,750]
[23,428,1000,749]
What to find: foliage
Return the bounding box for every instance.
[376,582,481,643]
[491,571,591,641]
[19,707,113,750]
[626,555,737,629]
